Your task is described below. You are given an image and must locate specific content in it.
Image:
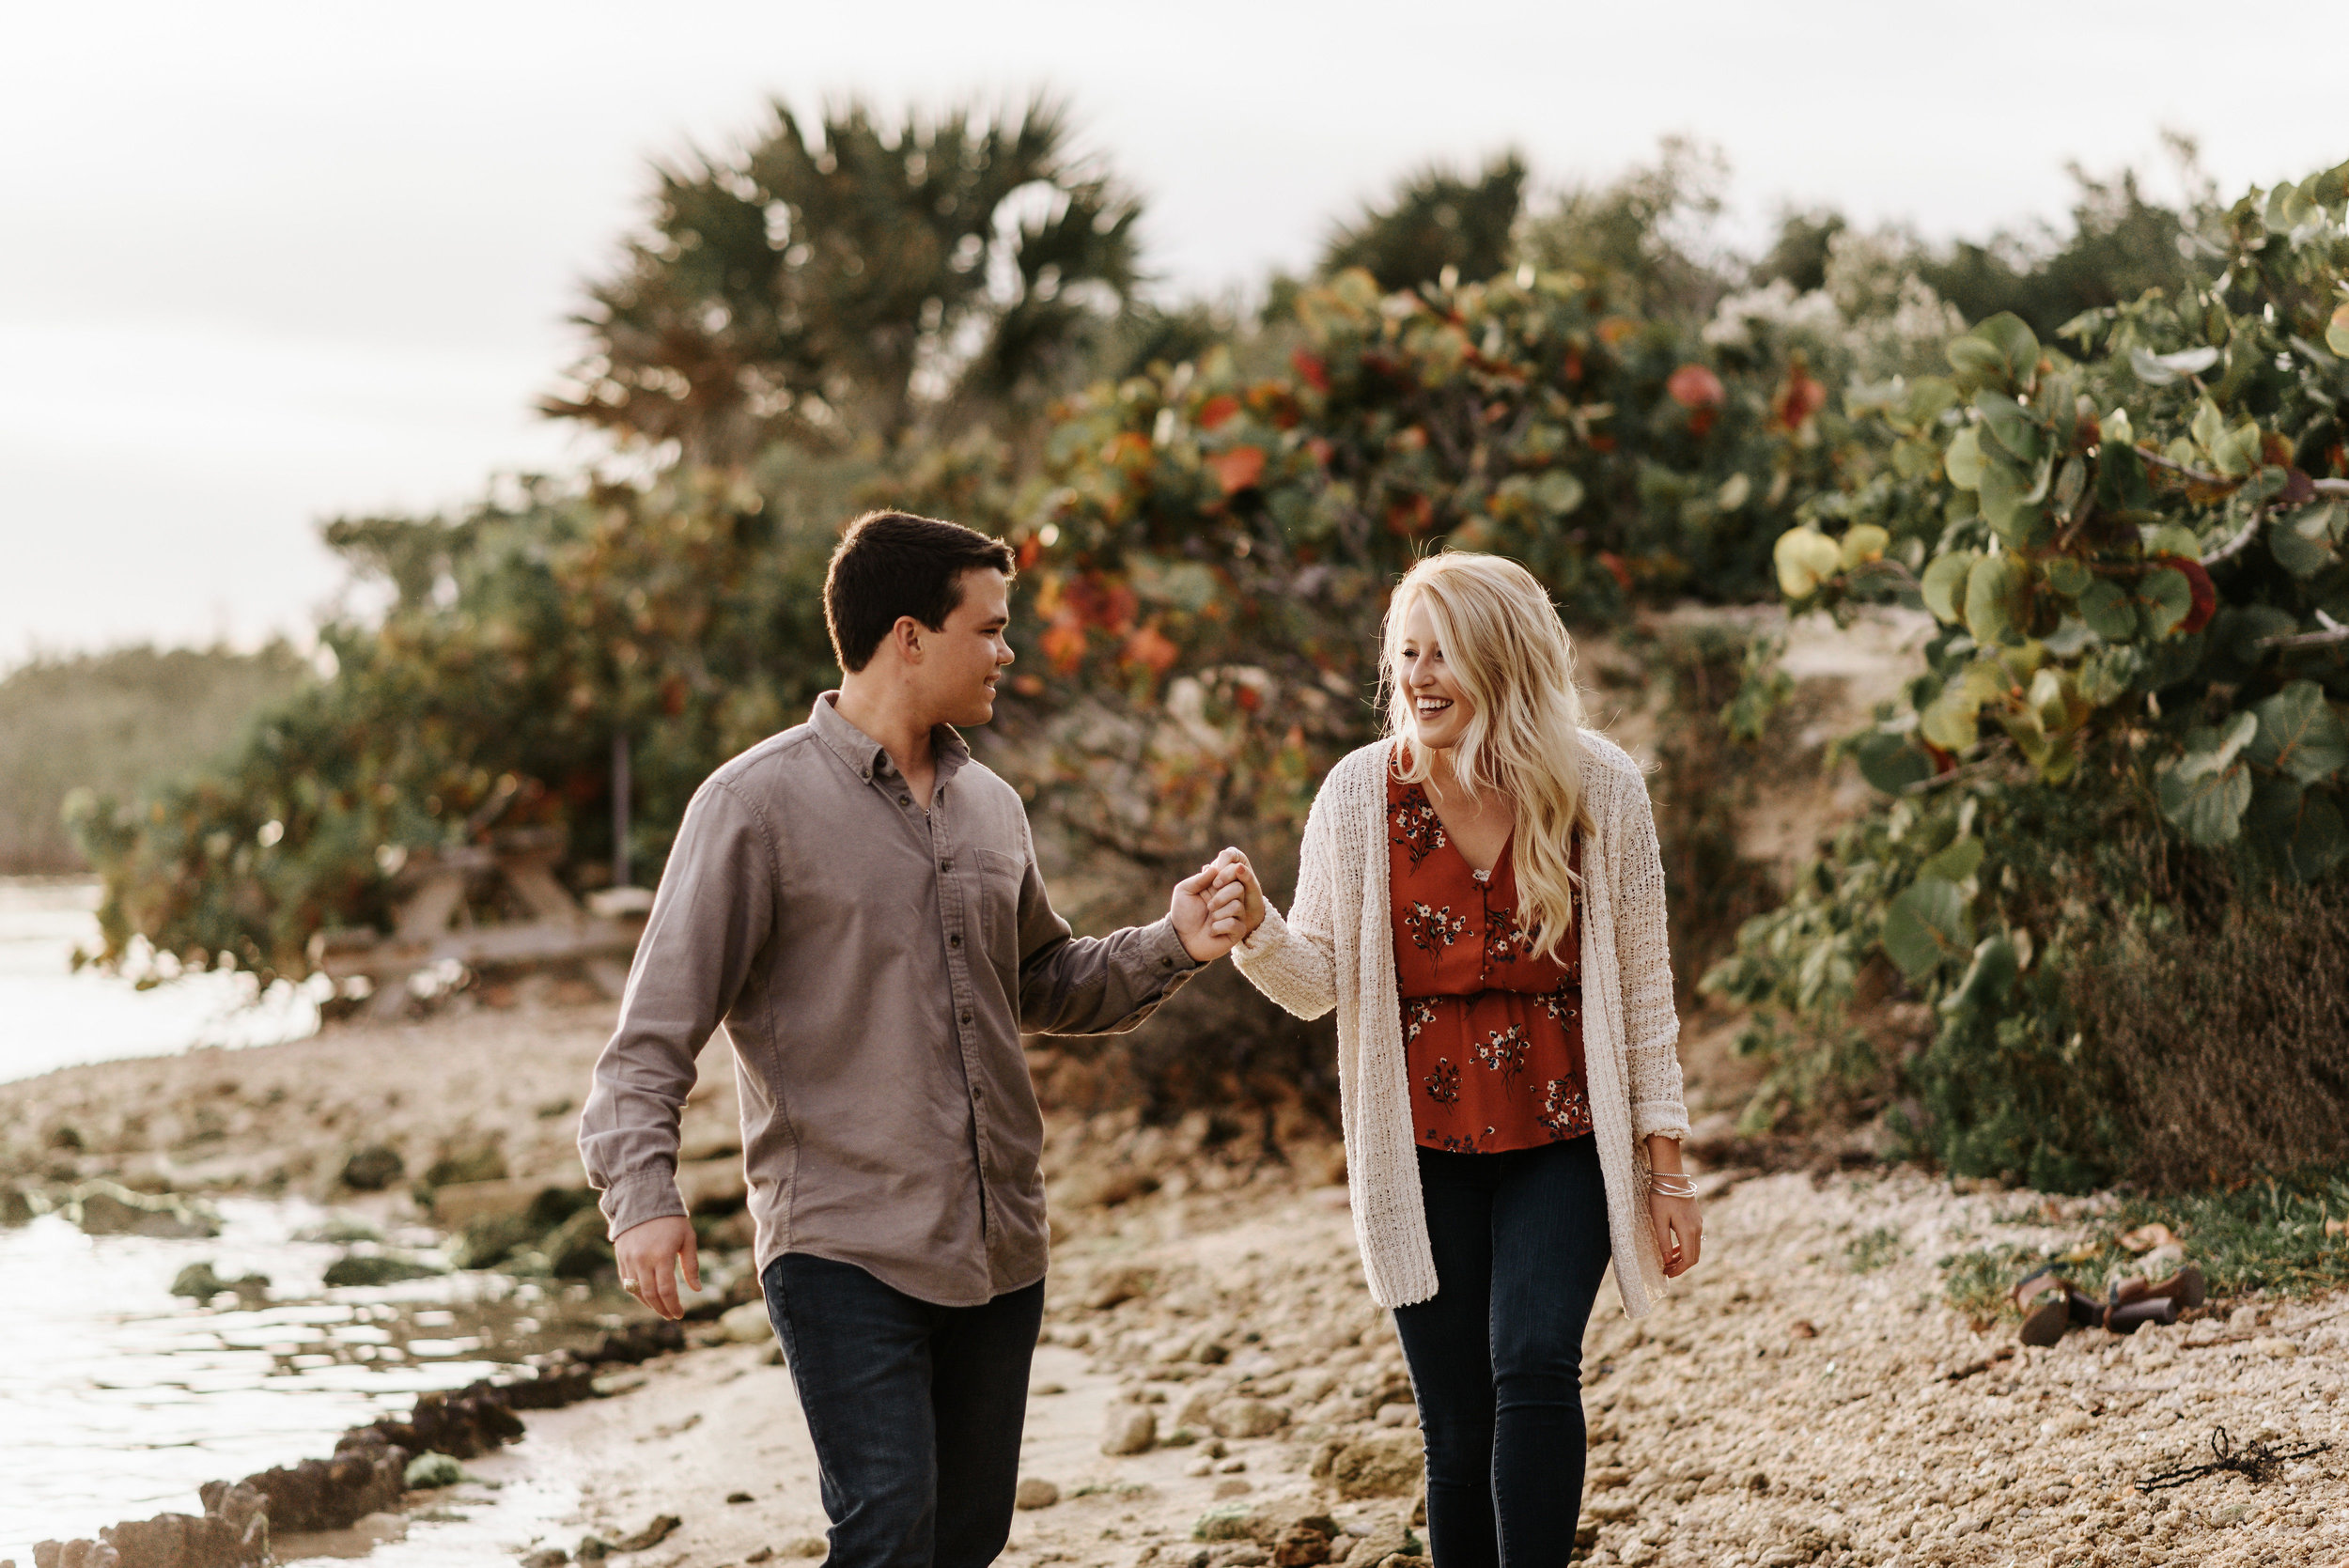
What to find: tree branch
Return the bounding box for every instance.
[2201,509,2266,567]
[2131,444,2237,489]
[2257,626,2349,652]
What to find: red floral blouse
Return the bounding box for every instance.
[1389,766,1591,1154]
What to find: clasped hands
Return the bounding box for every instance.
[1170,847,1268,963]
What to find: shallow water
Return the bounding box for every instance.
[0,877,322,1083]
[0,1194,628,1563]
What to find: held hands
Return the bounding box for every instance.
[1170,846,1267,963]
[613,1213,700,1320]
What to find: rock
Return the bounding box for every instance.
[168,1263,269,1302]
[1209,1398,1289,1439]
[404,1452,470,1488]
[1329,1431,1424,1499]
[431,1176,555,1229]
[339,1144,405,1191]
[1340,1523,1414,1565]
[608,1516,680,1553]
[2249,1335,2300,1358]
[322,1251,444,1287]
[1588,1497,1637,1523]
[781,1537,828,1559]
[1193,1505,1255,1543]
[726,1492,754,1505]
[1373,1403,1417,1428]
[1220,1551,1269,1567]
[521,1550,568,1568]
[1271,1522,1334,1567]
[575,1539,613,1563]
[742,1550,772,1564]
[1013,1478,1060,1510]
[1586,1466,1632,1492]
[350,1514,407,1545]
[1214,1479,1253,1499]
[1103,1404,1159,1456]
[238,1446,409,1531]
[100,1505,268,1568]
[1087,1265,1155,1311]
[720,1300,773,1344]
[73,1183,216,1238]
[3,1183,39,1226]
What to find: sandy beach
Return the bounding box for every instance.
[6,991,2346,1568]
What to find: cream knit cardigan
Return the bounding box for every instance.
[1233,731,1688,1319]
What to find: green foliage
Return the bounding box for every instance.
[1943,1165,2349,1319]
[73,465,852,978]
[0,645,308,874]
[1726,160,2349,1188]
[543,96,1142,460]
[1321,152,1527,292]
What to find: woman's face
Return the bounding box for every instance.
[1396,596,1473,751]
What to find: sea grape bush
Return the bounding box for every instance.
[1710,162,2349,1185]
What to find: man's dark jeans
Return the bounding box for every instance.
[761,1252,1045,1568]
[1391,1136,1614,1568]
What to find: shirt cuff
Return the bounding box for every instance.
[1142,916,1202,975]
[599,1167,689,1241]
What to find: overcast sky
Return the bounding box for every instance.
[2,0,2338,665]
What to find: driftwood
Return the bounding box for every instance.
[307,828,646,1018]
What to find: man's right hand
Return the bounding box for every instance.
[613,1214,701,1320]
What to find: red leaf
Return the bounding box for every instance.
[1121,621,1180,678]
[1291,349,1330,392]
[1595,551,1634,593]
[1666,364,1724,409]
[1385,494,1435,535]
[1771,361,1828,431]
[1208,446,1268,495]
[1016,535,1044,569]
[1198,395,1240,431]
[1041,614,1086,674]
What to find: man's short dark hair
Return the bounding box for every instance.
[824,511,1018,673]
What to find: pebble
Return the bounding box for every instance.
[1103,1404,1159,1456]
[1014,1478,1060,1510]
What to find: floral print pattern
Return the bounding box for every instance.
[1389,764,1589,1153]
[1391,785,1450,869]
[1402,901,1469,954]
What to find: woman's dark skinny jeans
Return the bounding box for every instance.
[1391,1135,1613,1568]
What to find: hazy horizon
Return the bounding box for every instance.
[4,0,2341,667]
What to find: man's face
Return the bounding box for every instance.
[915,567,1015,726]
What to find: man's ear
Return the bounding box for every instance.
[888,615,927,663]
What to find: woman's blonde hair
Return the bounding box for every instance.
[1380,551,1592,962]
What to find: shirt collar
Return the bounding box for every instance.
[811,691,971,784]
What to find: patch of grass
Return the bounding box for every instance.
[1844,1225,1905,1273]
[1939,1164,2349,1323]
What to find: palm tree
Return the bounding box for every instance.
[544,96,1143,464]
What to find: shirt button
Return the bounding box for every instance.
[941,860,954,873]
[972,1085,984,1102]
[899,796,910,806]
[959,1010,973,1025]
[949,933,962,947]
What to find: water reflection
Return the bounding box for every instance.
[0,1198,615,1564]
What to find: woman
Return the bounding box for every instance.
[1212,551,1699,1567]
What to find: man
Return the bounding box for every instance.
[579,510,1249,1568]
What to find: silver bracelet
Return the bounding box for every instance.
[1646,1172,1699,1198]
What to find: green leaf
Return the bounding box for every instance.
[1881,876,1973,979]
[1919,834,1984,883]
[1852,731,1932,794]
[2268,505,2338,578]
[1939,934,2020,1015]
[1943,427,1985,489]
[1964,553,2031,645]
[1975,453,2049,545]
[1921,551,1977,624]
[2248,680,2349,783]
[1974,313,2041,381]
[1945,336,2007,385]
[1974,391,2043,463]
[2157,755,2252,846]
[2328,303,2349,359]
[2248,777,2349,881]
[2179,711,2261,778]
[2077,578,2138,641]
[1534,470,1585,517]
[2139,567,2195,639]
[2043,557,2090,597]
[1839,523,1890,569]
[1773,527,1843,598]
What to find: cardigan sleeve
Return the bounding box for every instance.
[1610,760,1689,1141]
[1232,772,1344,1021]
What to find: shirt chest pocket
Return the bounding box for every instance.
[970,846,1027,964]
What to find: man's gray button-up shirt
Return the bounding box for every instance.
[579,693,1200,1306]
